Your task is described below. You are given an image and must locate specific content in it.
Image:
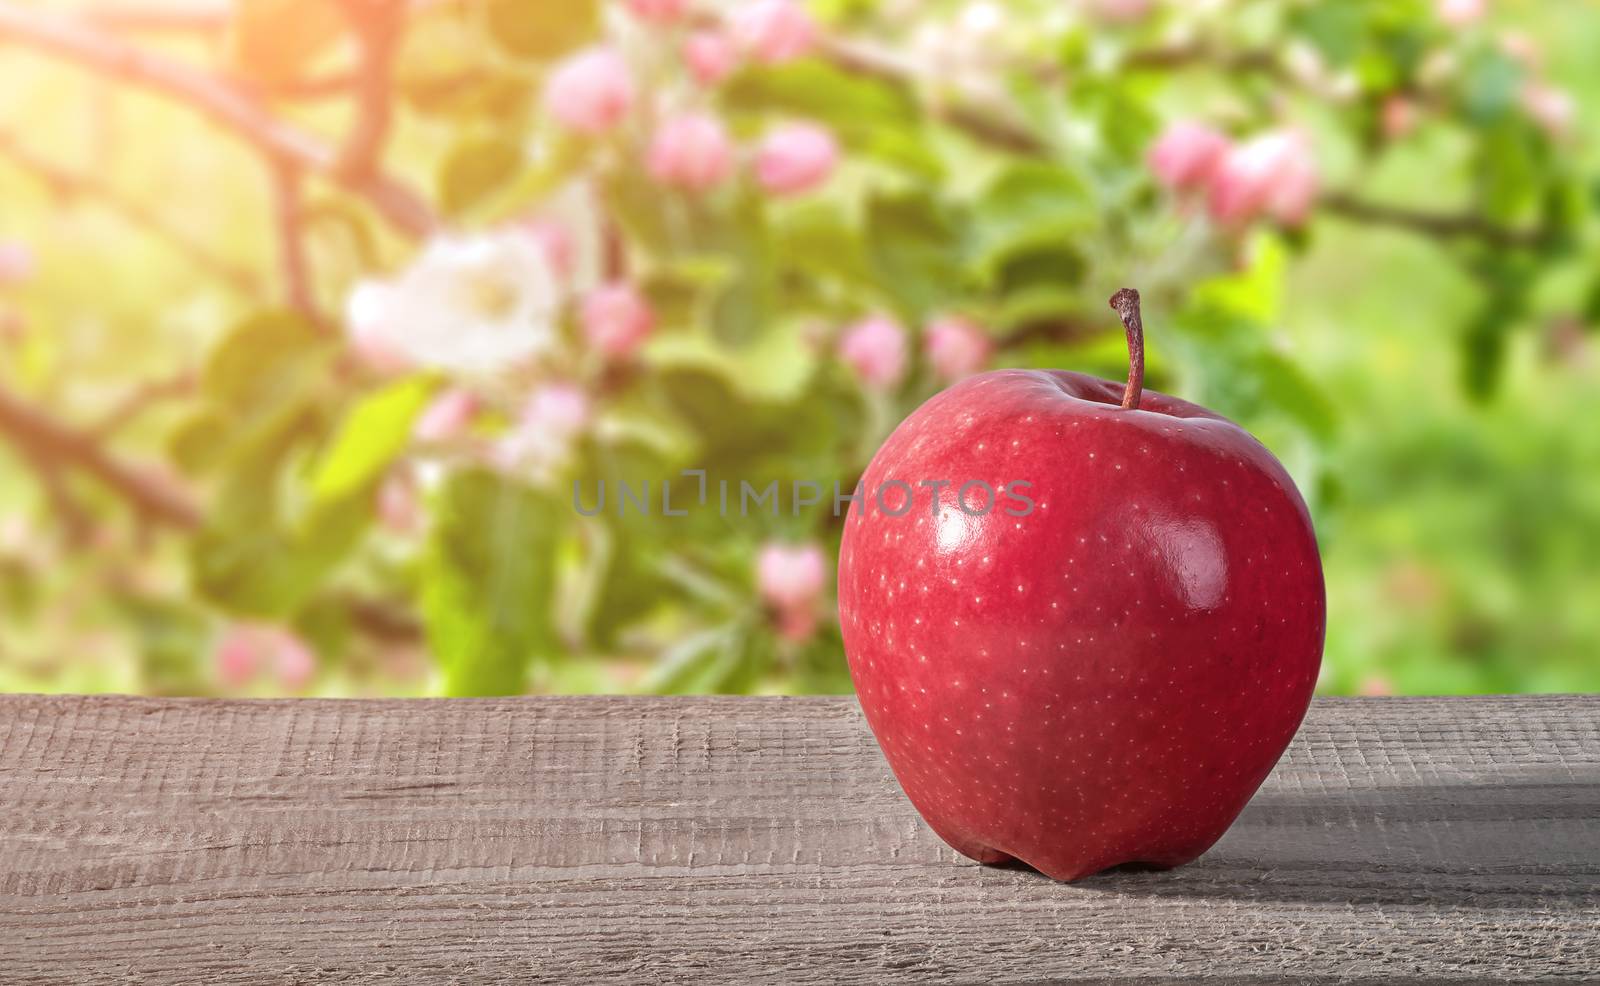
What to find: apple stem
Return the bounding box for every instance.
[1108,288,1144,411]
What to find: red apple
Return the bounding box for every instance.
[838,289,1324,881]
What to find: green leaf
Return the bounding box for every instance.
[1255,350,1339,442]
[640,621,769,694]
[993,245,1088,296]
[770,199,875,290]
[865,191,968,318]
[638,625,734,693]
[599,168,675,253]
[310,375,435,502]
[640,256,736,330]
[167,411,231,475]
[1096,83,1160,163]
[476,137,590,223]
[1190,234,1287,324]
[721,61,936,174]
[438,136,525,217]
[116,594,211,695]
[991,284,1093,334]
[190,492,371,618]
[1475,118,1543,223]
[202,310,330,412]
[420,471,562,696]
[644,321,817,404]
[303,197,380,270]
[709,268,777,348]
[484,0,598,60]
[1290,2,1366,66]
[971,162,1094,280]
[1460,48,1525,125]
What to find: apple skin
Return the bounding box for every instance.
[838,369,1324,882]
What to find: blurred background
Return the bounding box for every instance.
[0,0,1596,697]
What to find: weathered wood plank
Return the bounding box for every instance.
[0,694,1596,984]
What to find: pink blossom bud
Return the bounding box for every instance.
[377,469,422,535]
[543,48,635,135]
[414,388,480,443]
[1381,96,1419,141]
[1208,130,1319,228]
[775,606,818,642]
[1522,82,1575,140]
[1357,675,1395,697]
[493,382,592,476]
[755,123,839,196]
[730,0,817,64]
[648,113,735,192]
[757,542,828,611]
[838,315,908,391]
[524,382,591,436]
[214,624,318,692]
[1147,121,1231,193]
[1089,0,1152,23]
[924,316,992,382]
[0,241,34,286]
[215,626,260,688]
[523,219,575,281]
[1435,0,1485,27]
[625,0,688,24]
[272,633,318,691]
[582,282,656,358]
[684,30,741,86]
[1497,31,1540,70]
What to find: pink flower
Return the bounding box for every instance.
[0,241,34,286]
[1089,0,1153,23]
[524,382,591,435]
[215,628,258,689]
[1381,96,1419,141]
[1522,83,1575,140]
[1497,31,1540,70]
[1435,0,1485,27]
[838,315,908,391]
[757,541,828,641]
[1357,674,1395,697]
[648,113,735,192]
[1208,130,1319,227]
[274,634,317,690]
[543,48,635,135]
[524,219,575,281]
[214,624,318,692]
[414,388,479,443]
[1148,121,1231,193]
[582,282,656,358]
[755,123,839,196]
[775,606,819,641]
[377,469,421,535]
[924,316,992,381]
[625,0,688,24]
[730,0,817,64]
[684,30,740,86]
[757,542,827,608]
[494,382,591,477]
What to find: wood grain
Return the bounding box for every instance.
[1,694,1596,984]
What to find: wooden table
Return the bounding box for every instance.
[1,694,1596,983]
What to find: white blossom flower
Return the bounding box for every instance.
[345,230,560,375]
